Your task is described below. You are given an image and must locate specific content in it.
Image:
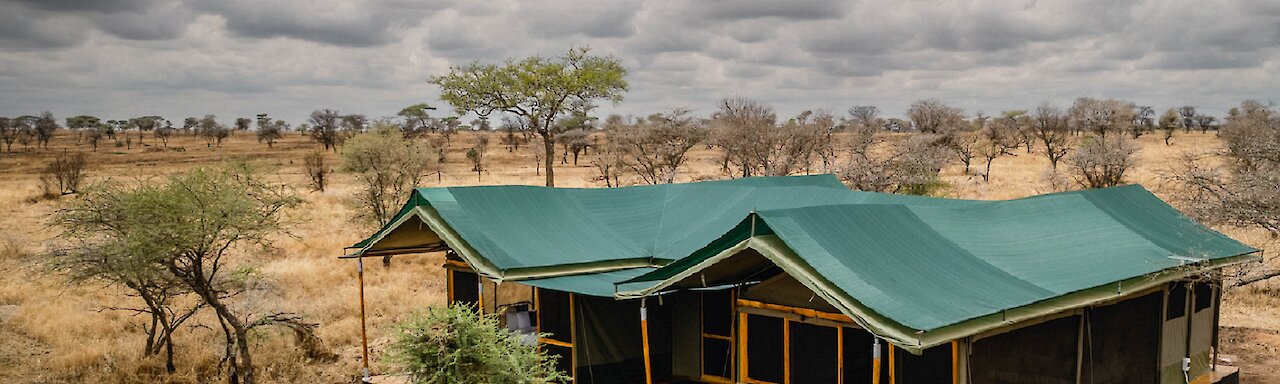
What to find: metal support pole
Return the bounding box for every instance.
[641,298,653,384]
[357,257,371,382]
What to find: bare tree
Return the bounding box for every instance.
[1069,98,1134,138]
[975,112,1024,182]
[41,152,88,196]
[839,134,949,195]
[302,152,329,192]
[1164,101,1279,284]
[711,97,777,177]
[84,128,106,151]
[907,99,965,134]
[1066,135,1137,188]
[0,117,17,152]
[34,111,58,149]
[1131,106,1155,139]
[1031,104,1074,169]
[466,135,488,181]
[309,109,343,151]
[610,108,707,184]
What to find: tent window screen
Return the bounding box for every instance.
[745,314,785,383]
[789,321,839,384]
[842,328,883,384]
[971,315,1079,384]
[1167,282,1188,319]
[701,291,734,379]
[1194,283,1213,312]
[537,289,572,344]
[449,270,479,308]
[895,342,953,384]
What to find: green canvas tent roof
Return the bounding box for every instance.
[349,174,976,280]
[617,184,1259,350]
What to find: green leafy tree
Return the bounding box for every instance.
[388,304,570,384]
[53,163,307,384]
[430,47,628,186]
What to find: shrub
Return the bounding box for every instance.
[1066,135,1137,188]
[388,304,569,384]
[302,152,328,192]
[41,152,88,196]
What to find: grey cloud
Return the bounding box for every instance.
[0,0,1278,124]
[519,0,640,39]
[688,0,849,21]
[192,0,446,47]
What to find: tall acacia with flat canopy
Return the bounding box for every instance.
[430,47,627,186]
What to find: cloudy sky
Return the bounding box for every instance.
[2,0,1278,123]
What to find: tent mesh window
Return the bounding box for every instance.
[789,321,839,384]
[1194,283,1213,312]
[971,315,1079,384]
[1081,291,1162,384]
[701,291,734,379]
[745,314,785,383]
[574,295,647,383]
[895,342,952,384]
[449,270,479,308]
[537,289,572,343]
[841,328,879,384]
[1167,282,1188,320]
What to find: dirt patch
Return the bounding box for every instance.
[1220,326,1280,383]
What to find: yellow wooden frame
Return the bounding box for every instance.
[534,288,575,383]
[739,312,853,384]
[700,291,736,383]
[737,299,855,324]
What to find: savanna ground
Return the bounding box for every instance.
[0,129,1276,383]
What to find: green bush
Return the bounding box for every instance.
[388,304,569,384]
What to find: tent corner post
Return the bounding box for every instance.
[641,297,653,384]
[357,256,370,382]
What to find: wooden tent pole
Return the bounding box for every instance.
[641,298,653,384]
[358,257,370,381]
[872,338,881,384]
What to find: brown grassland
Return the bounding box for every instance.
[0,130,1276,382]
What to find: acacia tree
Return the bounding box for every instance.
[431,47,628,186]
[343,125,440,266]
[33,111,58,149]
[907,99,964,134]
[309,109,343,151]
[52,184,205,372]
[976,112,1024,182]
[1159,108,1180,145]
[54,164,308,384]
[0,117,16,152]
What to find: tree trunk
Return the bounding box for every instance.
[541,131,555,187]
[203,289,255,384]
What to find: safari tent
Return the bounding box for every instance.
[345,175,1258,384]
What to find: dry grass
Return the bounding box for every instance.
[0,130,1275,383]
